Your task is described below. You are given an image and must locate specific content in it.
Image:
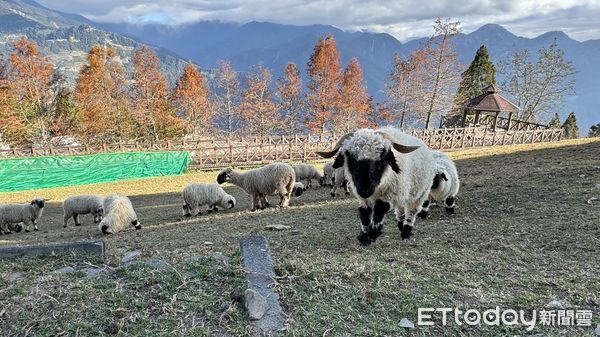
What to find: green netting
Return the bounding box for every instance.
[0,151,191,192]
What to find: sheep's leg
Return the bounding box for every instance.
[73,214,81,226]
[402,199,424,240]
[343,181,350,195]
[24,220,31,232]
[131,219,142,230]
[330,184,338,197]
[417,198,432,220]
[183,204,192,217]
[63,214,71,228]
[369,200,390,242]
[357,206,374,246]
[395,206,406,232]
[251,195,260,211]
[445,196,456,215]
[33,219,39,231]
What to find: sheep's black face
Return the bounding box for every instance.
[345,149,400,199]
[431,172,448,189]
[227,200,235,209]
[31,199,45,208]
[217,171,230,184]
[182,204,192,217]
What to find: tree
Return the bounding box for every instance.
[452,45,496,114]
[500,40,576,122]
[277,63,304,136]
[334,58,373,133]
[422,18,461,128]
[561,112,579,139]
[589,123,600,137]
[306,34,342,133]
[0,54,27,146]
[387,51,428,127]
[172,64,213,137]
[132,46,185,141]
[8,37,57,144]
[240,64,281,137]
[74,45,134,143]
[548,113,562,128]
[213,61,241,137]
[49,87,80,138]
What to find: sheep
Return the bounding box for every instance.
[417,151,460,219]
[322,162,335,187]
[293,182,305,197]
[318,127,436,245]
[330,165,350,197]
[182,183,236,217]
[292,164,324,189]
[62,195,104,227]
[0,198,46,234]
[217,163,295,211]
[98,194,141,235]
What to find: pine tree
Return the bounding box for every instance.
[334,58,373,133]
[452,45,496,114]
[561,112,580,139]
[172,64,213,137]
[277,63,304,136]
[306,34,342,134]
[589,123,600,137]
[240,64,281,137]
[50,87,80,138]
[548,113,562,128]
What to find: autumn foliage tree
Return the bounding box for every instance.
[0,54,27,146]
[387,51,429,127]
[213,61,241,137]
[172,64,213,137]
[277,63,304,136]
[74,45,134,143]
[334,58,373,133]
[240,64,281,137]
[8,37,57,143]
[306,34,342,133]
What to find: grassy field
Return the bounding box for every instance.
[0,138,599,336]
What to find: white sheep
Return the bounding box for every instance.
[98,194,141,235]
[292,164,324,189]
[217,163,295,211]
[0,198,46,234]
[330,166,350,197]
[182,183,236,217]
[418,151,460,219]
[322,162,335,186]
[260,182,304,208]
[318,127,435,245]
[62,195,104,227]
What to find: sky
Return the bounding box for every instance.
[35,0,600,42]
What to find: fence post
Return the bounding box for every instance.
[303,142,307,162]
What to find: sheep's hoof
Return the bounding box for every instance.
[250,208,257,212]
[417,210,428,220]
[135,225,142,230]
[357,231,372,246]
[207,209,213,214]
[212,208,219,212]
[15,226,23,233]
[264,202,271,208]
[368,227,383,242]
[34,228,39,232]
[25,229,30,233]
[75,223,82,226]
[345,192,350,195]
[184,213,192,217]
[445,207,455,215]
[401,225,413,240]
[330,192,336,197]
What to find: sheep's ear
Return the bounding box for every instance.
[384,150,400,174]
[441,173,448,181]
[332,153,345,169]
[391,143,420,153]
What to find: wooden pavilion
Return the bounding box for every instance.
[461,84,520,131]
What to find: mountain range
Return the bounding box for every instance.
[0,0,598,132]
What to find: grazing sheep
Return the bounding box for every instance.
[0,198,46,234]
[98,194,140,235]
[182,183,236,217]
[217,163,295,211]
[418,151,460,219]
[293,182,304,197]
[293,164,324,189]
[322,162,335,187]
[62,195,104,227]
[318,127,435,245]
[330,166,350,197]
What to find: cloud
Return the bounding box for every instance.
[36,0,600,41]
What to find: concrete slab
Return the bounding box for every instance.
[0,240,105,259]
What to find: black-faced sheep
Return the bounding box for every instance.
[98,194,141,235]
[322,162,335,187]
[292,164,324,189]
[318,127,435,245]
[418,151,460,219]
[182,183,236,217]
[217,163,295,211]
[0,198,46,234]
[62,195,104,227]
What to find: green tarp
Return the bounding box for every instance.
[0,151,191,192]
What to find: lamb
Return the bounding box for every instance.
[0,198,46,234]
[182,183,236,217]
[292,164,324,189]
[62,195,104,227]
[318,127,436,245]
[330,165,350,197]
[98,194,141,235]
[418,151,460,219]
[217,163,295,211]
[322,162,335,187]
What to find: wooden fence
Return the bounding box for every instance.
[0,127,563,169]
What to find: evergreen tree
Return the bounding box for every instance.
[561,112,579,139]
[588,123,600,137]
[452,45,496,114]
[547,113,561,128]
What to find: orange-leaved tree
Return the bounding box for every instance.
[334,58,373,133]
[306,34,342,134]
[132,46,185,141]
[212,60,241,137]
[277,62,304,136]
[0,53,27,146]
[172,63,213,138]
[240,64,281,137]
[74,45,134,143]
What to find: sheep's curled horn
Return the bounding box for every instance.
[316,131,420,158]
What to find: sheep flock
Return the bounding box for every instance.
[0,127,460,245]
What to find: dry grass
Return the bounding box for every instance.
[1,138,599,336]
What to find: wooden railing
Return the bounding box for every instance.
[440,114,549,131]
[0,127,563,169]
